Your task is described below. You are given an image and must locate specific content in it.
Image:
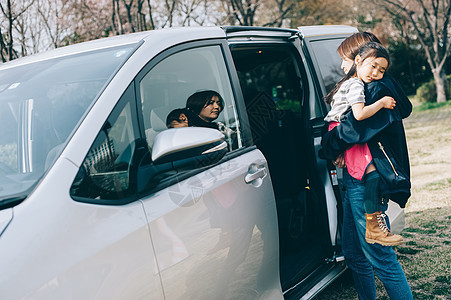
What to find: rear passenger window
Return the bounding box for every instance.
[308,38,344,94]
[138,45,242,152]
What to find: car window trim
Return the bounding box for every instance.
[134,39,228,139]
[132,39,252,199]
[227,40,311,137]
[70,82,144,206]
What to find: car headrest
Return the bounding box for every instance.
[150,106,170,132]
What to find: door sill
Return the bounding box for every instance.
[283,262,347,300]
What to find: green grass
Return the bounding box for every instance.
[413,99,451,112]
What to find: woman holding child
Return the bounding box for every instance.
[321,32,414,299]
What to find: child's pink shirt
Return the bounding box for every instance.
[328,122,372,181]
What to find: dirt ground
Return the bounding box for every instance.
[315,103,451,300]
[403,104,451,212]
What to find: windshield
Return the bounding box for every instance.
[0,43,138,205]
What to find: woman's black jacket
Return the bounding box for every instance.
[319,74,412,208]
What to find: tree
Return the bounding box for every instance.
[290,0,350,27]
[179,0,211,26]
[379,0,451,102]
[0,28,11,62]
[163,0,178,27]
[218,0,297,27]
[37,0,68,49]
[137,0,148,30]
[223,0,261,26]
[60,0,112,44]
[122,0,136,32]
[262,0,294,27]
[112,0,125,34]
[0,0,34,61]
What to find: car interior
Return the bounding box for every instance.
[138,46,239,152]
[230,44,332,291]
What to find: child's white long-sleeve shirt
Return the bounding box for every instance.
[324,77,365,122]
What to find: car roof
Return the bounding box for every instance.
[0,27,226,70]
[0,32,149,70]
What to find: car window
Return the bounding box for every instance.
[70,84,140,203]
[0,44,137,204]
[232,46,302,112]
[308,38,344,94]
[230,45,304,144]
[139,45,242,152]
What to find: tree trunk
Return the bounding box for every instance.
[137,0,146,31]
[122,0,136,32]
[432,68,447,103]
[112,0,124,35]
[0,27,7,62]
[7,0,14,61]
[112,0,119,34]
[146,0,155,29]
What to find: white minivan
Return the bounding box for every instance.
[0,25,404,299]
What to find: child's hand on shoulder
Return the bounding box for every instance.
[381,96,396,109]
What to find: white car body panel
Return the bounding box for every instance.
[0,158,163,299]
[386,200,405,234]
[141,149,282,299]
[0,208,13,235]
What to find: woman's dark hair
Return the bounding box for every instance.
[185,90,224,115]
[337,32,381,61]
[325,42,390,105]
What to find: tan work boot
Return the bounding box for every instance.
[365,212,403,246]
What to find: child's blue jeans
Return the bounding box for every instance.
[342,169,413,300]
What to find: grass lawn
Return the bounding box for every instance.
[399,207,451,299]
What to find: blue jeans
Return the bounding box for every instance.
[342,169,413,300]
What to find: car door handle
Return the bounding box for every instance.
[245,167,267,184]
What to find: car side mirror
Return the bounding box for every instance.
[138,127,228,193]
